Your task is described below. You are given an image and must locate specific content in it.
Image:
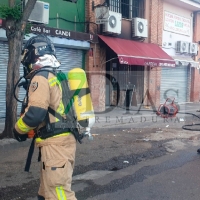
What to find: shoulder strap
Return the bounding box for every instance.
[30,66,58,79]
[48,107,63,121]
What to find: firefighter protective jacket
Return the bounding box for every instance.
[14,70,72,144]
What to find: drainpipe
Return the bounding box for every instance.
[57,13,59,28]
[192,10,200,42]
[192,10,200,61]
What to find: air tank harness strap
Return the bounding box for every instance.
[70,87,91,98]
[24,134,37,172]
[48,107,83,144]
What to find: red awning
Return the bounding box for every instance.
[98,35,175,67]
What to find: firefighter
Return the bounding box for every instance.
[14,35,77,200]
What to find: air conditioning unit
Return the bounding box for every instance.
[176,41,189,53]
[189,42,198,55]
[102,11,122,34]
[26,1,49,24]
[132,18,148,38]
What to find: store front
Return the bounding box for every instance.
[161,3,200,104]
[160,65,191,104]
[0,41,85,117]
[160,57,198,104]
[0,24,98,117]
[98,35,175,107]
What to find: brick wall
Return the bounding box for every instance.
[146,0,163,108]
[86,0,169,110]
[191,13,200,102]
[190,68,200,102]
[86,0,102,34]
[85,43,106,112]
[149,67,162,108]
[149,0,163,46]
[85,0,106,111]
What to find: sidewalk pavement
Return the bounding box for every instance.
[0,102,200,151]
[92,102,200,129]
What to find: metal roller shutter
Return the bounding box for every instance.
[0,42,8,118]
[0,42,26,118]
[160,65,190,104]
[0,43,83,118]
[55,47,83,72]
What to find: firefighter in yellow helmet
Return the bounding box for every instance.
[14,34,78,200]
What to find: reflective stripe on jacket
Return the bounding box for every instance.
[15,70,66,140]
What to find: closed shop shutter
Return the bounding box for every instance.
[0,42,26,118]
[55,46,83,72]
[160,65,190,104]
[0,42,8,118]
[0,42,83,118]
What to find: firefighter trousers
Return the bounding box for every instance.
[38,134,77,200]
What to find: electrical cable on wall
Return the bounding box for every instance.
[75,3,80,23]
[49,17,98,33]
[93,43,96,67]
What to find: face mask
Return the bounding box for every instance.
[34,54,60,68]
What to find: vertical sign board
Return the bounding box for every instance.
[95,6,109,24]
[164,11,191,36]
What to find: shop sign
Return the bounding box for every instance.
[0,19,98,43]
[30,25,71,37]
[30,24,98,42]
[164,11,191,36]
[144,60,175,68]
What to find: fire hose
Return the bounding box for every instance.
[156,98,200,131]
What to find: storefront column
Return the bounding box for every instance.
[86,43,106,112]
[148,67,161,108]
[190,67,200,102]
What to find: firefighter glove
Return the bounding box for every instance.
[13,128,28,142]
